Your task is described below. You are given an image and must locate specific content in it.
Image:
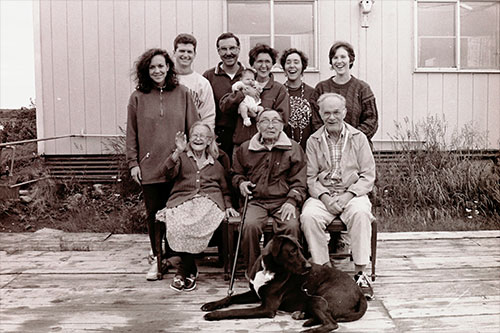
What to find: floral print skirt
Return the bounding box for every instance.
[156,195,225,254]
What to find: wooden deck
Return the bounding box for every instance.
[1,229,499,332]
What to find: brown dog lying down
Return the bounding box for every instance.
[201,235,367,332]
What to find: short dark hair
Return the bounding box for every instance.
[174,33,197,52]
[133,48,177,93]
[249,44,278,66]
[241,68,257,79]
[216,32,240,48]
[256,108,282,122]
[328,41,355,69]
[279,48,309,74]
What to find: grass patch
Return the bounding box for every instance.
[1,110,499,233]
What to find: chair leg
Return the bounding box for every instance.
[371,220,377,281]
[222,220,230,281]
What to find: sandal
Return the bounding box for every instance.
[170,275,184,292]
[184,273,197,292]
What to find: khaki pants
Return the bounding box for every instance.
[300,195,374,266]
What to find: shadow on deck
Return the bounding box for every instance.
[1,229,499,332]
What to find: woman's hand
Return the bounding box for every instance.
[175,131,187,152]
[225,208,239,218]
[243,85,259,99]
[130,166,142,184]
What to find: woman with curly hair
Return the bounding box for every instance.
[220,44,289,151]
[126,48,199,281]
[280,48,315,150]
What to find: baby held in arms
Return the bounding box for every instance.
[232,68,264,127]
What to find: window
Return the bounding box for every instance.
[416,0,500,71]
[227,0,317,69]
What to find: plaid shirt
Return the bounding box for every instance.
[325,124,346,191]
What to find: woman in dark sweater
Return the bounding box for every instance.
[156,121,239,292]
[311,41,378,147]
[126,48,199,281]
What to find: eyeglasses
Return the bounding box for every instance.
[258,119,283,127]
[218,46,239,53]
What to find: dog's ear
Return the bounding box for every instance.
[270,237,283,258]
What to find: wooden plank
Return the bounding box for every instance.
[472,74,489,148]
[378,230,500,241]
[144,0,161,49]
[66,0,87,154]
[192,0,210,73]
[413,73,428,123]
[427,74,443,117]
[487,75,500,148]
[82,0,102,154]
[39,0,56,154]
[207,0,223,69]
[380,0,399,142]
[317,0,335,81]
[129,0,146,69]
[396,314,500,332]
[98,0,118,149]
[442,73,459,144]
[160,0,177,51]
[176,0,193,34]
[384,295,500,319]
[113,0,132,131]
[457,73,474,134]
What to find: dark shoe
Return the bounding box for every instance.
[355,271,374,300]
[184,273,197,292]
[170,275,184,292]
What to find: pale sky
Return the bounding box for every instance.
[0,0,35,109]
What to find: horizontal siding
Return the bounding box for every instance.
[35,0,500,154]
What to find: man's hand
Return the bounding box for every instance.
[130,166,142,184]
[239,181,256,198]
[334,192,355,210]
[320,193,342,216]
[278,202,296,221]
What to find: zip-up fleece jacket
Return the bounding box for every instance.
[126,85,199,184]
[306,123,376,199]
[203,62,246,130]
[220,73,289,145]
[232,132,306,207]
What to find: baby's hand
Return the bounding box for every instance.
[243,117,252,127]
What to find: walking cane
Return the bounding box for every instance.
[227,194,250,296]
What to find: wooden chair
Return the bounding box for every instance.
[223,216,377,281]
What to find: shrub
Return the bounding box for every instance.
[373,116,500,231]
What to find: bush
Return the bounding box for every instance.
[373,116,500,231]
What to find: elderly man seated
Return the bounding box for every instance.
[232,109,307,278]
[300,93,376,299]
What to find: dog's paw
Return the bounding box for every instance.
[203,311,221,321]
[292,311,306,320]
[201,301,221,312]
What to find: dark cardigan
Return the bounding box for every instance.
[161,152,232,211]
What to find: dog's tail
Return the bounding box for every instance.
[337,296,368,322]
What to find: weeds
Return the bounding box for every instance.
[373,116,500,231]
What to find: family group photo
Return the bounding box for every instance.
[1,0,499,332]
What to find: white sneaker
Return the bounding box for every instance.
[146,258,158,281]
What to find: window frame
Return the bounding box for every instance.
[414,0,500,73]
[223,0,320,73]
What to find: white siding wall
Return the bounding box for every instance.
[35,0,500,154]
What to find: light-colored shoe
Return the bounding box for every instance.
[146,258,158,281]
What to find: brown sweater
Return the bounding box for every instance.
[311,76,378,141]
[161,152,232,211]
[126,85,199,184]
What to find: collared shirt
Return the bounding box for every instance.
[323,124,347,193]
[186,149,214,170]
